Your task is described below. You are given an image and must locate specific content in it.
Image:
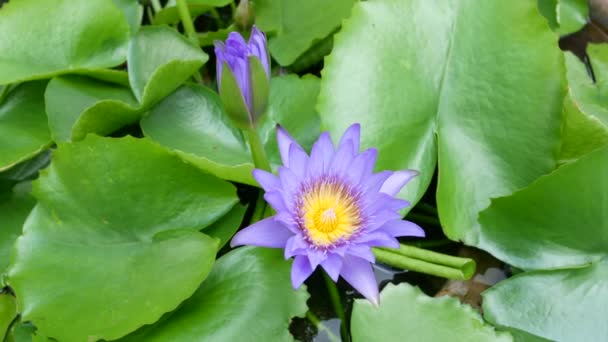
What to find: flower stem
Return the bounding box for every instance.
[322,271,349,341]
[176,0,203,83]
[245,128,272,172]
[306,311,341,342]
[150,0,162,13]
[373,244,476,280]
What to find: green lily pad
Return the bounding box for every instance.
[0,0,130,85]
[0,82,52,171]
[128,26,208,105]
[7,136,238,341]
[153,0,231,25]
[254,0,357,65]
[113,0,143,34]
[317,0,564,243]
[483,259,608,341]
[45,26,208,142]
[119,247,309,342]
[559,47,608,162]
[0,294,16,340]
[0,183,36,276]
[143,74,320,185]
[479,143,608,340]
[45,76,140,142]
[556,0,588,35]
[479,145,608,270]
[204,204,247,250]
[351,283,511,342]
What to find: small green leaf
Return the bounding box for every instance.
[0,82,52,171]
[46,26,209,142]
[351,283,512,342]
[483,259,608,341]
[142,84,254,184]
[478,145,608,270]
[113,0,144,34]
[119,247,309,342]
[556,0,588,35]
[254,0,357,65]
[128,26,208,105]
[153,0,230,25]
[7,136,238,341]
[0,294,16,339]
[0,183,35,276]
[204,204,247,250]
[0,0,130,84]
[45,76,139,142]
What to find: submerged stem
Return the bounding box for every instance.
[249,190,267,224]
[322,271,349,341]
[373,244,476,280]
[306,311,341,342]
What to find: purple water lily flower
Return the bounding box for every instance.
[231,124,425,305]
[214,26,270,125]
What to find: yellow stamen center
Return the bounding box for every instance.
[301,181,360,246]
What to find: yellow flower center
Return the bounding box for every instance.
[301,181,360,246]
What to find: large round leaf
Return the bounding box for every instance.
[7,136,238,342]
[483,259,608,341]
[0,82,52,171]
[0,0,130,85]
[317,0,564,243]
[351,283,511,342]
[119,247,309,342]
[143,74,320,185]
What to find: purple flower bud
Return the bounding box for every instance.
[214,26,270,127]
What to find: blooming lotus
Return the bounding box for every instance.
[214,26,270,129]
[231,124,425,304]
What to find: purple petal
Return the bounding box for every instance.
[247,26,270,78]
[230,217,292,248]
[278,167,299,211]
[275,211,299,233]
[362,171,393,196]
[338,123,361,152]
[308,132,334,177]
[292,255,314,288]
[321,253,343,281]
[288,142,309,180]
[380,220,425,238]
[276,125,300,167]
[285,234,308,258]
[340,255,379,306]
[253,169,281,191]
[347,148,377,184]
[380,170,418,196]
[329,139,355,175]
[264,190,287,212]
[346,244,375,263]
[355,231,400,249]
[307,248,327,270]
